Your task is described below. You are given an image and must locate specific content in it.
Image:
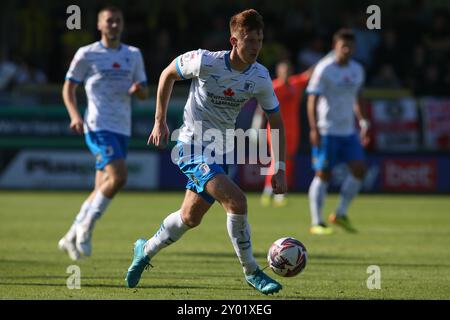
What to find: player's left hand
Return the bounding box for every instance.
[271,170,287,194]
[128,82,143,95]
[148,120,169,148]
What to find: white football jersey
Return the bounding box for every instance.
[66,41,147,136]
[175,49,279,154]
[306,55,365,135]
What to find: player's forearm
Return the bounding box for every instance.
[267,113,286,164]
[275,124,286,164]
[355,100,371,132]
[251,104,265,129]
[62,81,82,120]
[155,65,178,122]
[354,95,368,121]
[307,95,319,130]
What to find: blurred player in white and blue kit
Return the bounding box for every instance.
[58,6,149,260]
[306,29,370,235]
[125,9,287,295]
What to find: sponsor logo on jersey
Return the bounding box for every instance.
[206,91,246,107]
[223,88,235,97]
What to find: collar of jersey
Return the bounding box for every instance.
[224,51,253,74]
[99,41,122,51]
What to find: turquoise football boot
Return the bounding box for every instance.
[245,268,282,295]
[125,238,151,288]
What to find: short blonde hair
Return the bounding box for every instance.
[229,9,264,35]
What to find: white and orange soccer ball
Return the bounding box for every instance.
[267,237,308,277]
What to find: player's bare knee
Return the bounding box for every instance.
[180,210,202,228]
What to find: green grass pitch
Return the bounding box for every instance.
[0,191,449,300]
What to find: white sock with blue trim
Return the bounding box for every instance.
[80,191,111,230]
[227,213,258,275]
[65,200,91,241]
[144,210,190,259]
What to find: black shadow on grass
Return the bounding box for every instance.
[308,260,450,268]
[308,254,366,261]
[0,282,208,290]
[172,251,267,259]
[0,259,62,265]
[0,276,123,280]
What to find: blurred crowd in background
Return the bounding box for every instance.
[0,0,449,96]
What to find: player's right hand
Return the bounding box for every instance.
[148,121,169,148]
[309,128,321,146]
[70,117,84,135]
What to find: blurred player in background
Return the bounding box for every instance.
[252,60,312,207]
[306,28,370,235]
[125,9,287,295]
[58,6,149,260]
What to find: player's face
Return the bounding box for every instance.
[334,39,354,63]
[98,11,124,41]
[276,62,292,83]
[235,29,263,64]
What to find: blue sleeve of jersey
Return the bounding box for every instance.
[65,76,82,84]
[175,56,187,80]
[263,105,280,114]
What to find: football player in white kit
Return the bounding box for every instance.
[58,6,149,260]
[125,9,287,295]
[306,29,370,235]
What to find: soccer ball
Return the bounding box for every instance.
[267,237,308,277]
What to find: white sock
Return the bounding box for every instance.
[336,175,362,217]
[65,200,91,241]
[308,176,328,226]
[80,191,111,230]
[226,213,258,275]
[143,210,190,259]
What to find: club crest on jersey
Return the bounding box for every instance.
[244,80,255,93]
[199,163,211,175]
[112,62,121,69]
